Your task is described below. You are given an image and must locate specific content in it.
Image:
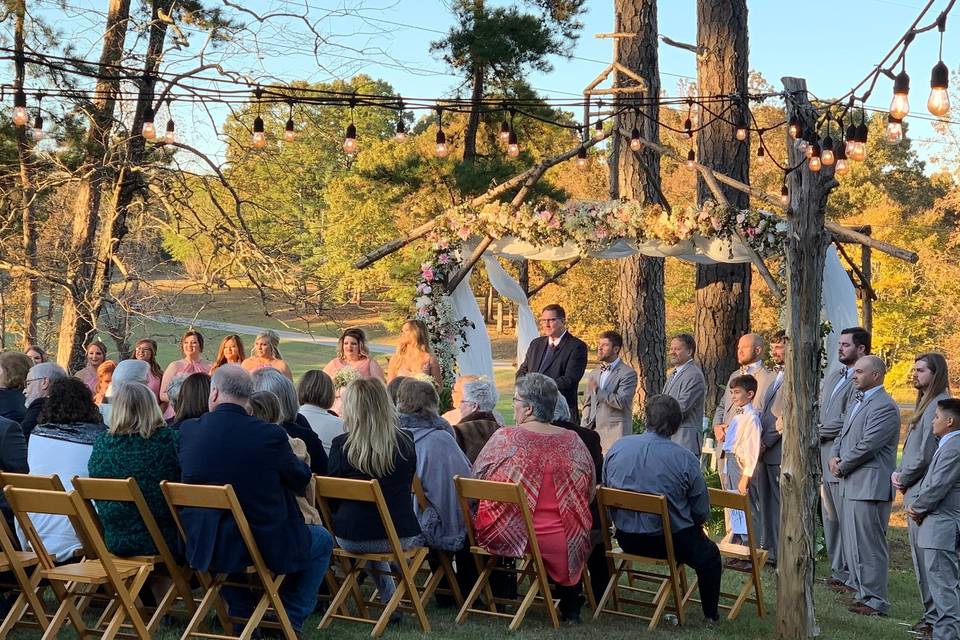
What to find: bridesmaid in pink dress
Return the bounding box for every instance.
[242,330,293,380]
[210,334,246,372]
[385,320,441,387]
[74,340,107,394]
[133,338,165,408]
[323,328,385,415]
[160,330,211,419]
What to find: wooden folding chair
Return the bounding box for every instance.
[683,487,767,620]
[314,476,431,638]
[161,481,296,640]
[453,475,560,631]
[593,487,686,629]
[0,473,65,493]
[73,477,199,632]
[412,475,463,608]
[4,487,154,640]
[0,509,49,637]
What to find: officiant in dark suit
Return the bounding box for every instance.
[517,304,589,424]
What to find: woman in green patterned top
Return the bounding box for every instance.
[88,381,180,556]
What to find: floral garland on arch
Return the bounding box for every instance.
[444,199,787,257]
[414,238,474,390]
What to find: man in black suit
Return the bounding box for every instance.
[178,365,333,635]
[517,303,589,423]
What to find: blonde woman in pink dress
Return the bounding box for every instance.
[241,330,293,380]
[323,328,385,415]
[210,334,246,373]
[74,341,107,393]
[386,320,441,387]
[159,331,211,419]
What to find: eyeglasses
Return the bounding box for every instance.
[24,377,46,385]
[539,317,561,324]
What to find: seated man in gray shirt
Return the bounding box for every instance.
[603,394,722,623]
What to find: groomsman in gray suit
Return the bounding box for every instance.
[820,326,868,593]
[908,398,960,640]
[757,330,787,566]
[662,334,706,456]
[581,331,638,453]
[829,355,901,616]
[893,354,951,637]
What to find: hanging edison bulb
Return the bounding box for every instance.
[808,143,822,172]
[849,122,868,161]
[284,118,296,143]
[507,131,520,157]
[575,146,588,168]
[12,90,28,127]
[928,61,950,117]
[788,116,800,140]
[343,122,357,154]
[630,127,641,151]
[821,136,835,166]
[435,129,448,158]
[32,114,43,141]
[394,119,406,142]
[780,183,789,206]
[686,148,696,169]
[164,118,175,145]
[885,116,903,145]
[252,116,267,148]
[499,120,511,143]
[735,115,748,141]
[756,145,765,164]
[844,123,857,157]
[889,70,910,119]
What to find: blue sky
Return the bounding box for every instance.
[18,0,958,167]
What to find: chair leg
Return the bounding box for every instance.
[581,568,596,612]
[181,575,225,640]
[508,576,541,631]
[398,549,431,633]
[0,566,49,636]
[646,579,670,631]
[753,564,766,617]
[319,566,362,629]
[727,576,752,620]
[456,556,496,624]
[439,551,463,606]
[592,566,620,620]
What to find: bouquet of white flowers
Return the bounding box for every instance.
[333,366,361,389]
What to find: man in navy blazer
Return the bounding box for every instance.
[178,365,333,634]
[517,304,589,424]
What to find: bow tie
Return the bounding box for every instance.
[775,365,784,374]
[855,390,864,403]
[599,362,610,373]
[736,407,744,415]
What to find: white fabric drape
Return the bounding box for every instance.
[448,264,493,379]
[481,254,539,369]
[821,246,860,380]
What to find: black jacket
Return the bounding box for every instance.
[327,430,420,542]
[284,414,329,475]
[0,416,28,514]
[0,389,26,425]
[517,333,589,424]
[20,397,45,442]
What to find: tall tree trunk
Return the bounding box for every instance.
[55,0,132,371]
[463,63,485,161]
[694,0,751,416]
[13,0,38,348]
[613,0,666,407]
[778,76,835,640]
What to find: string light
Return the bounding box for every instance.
[890,68,911,120]
[507,130,520,157]
[394,118,406,141]
[844,122,857,158]
[630,126,641,151]
[885,115,904,144]
[684,100,693,138]
[343,98,358,154]
[756,144,765,164]
[686,148,696,169]
[12,89,28,126]
[575,146,588,168]
[821,125,835,166]
[499,119,511,143]
[808,142,822,172]
[31,94,43,141]
[435,107,448,158]
[284,101,296,143]
[780,181,789,206]
[163,99,175,145]
[142,103,156,140]
[734,109,748,141]
[788,116,800,140]
[252,116,266,148]
[928,16,950,116]
[850,114,868,162]
[835,143,849,176]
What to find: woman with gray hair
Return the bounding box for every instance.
[472,373,596,622]
[251,368,327,474]
[243,330,293,380]
[453,377,502,463]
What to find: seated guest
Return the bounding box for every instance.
[24,346,47,365]
[473,373,595,623]
[297,370,344,454]
[20,377,104,560]
[386,376,408,406]
[441,375,479,425]
[454,377,502,463]
[604,394,722,623]
[88,382,179,556]
[178,365,332,635]
[99,359,150,427]
[20,362,67,441]
[908,398,960,640]
[327,378,422,607]
[0,413,27,535]
[242,330,293,380]
[170,373,210,428]
[252,368,327,475]
[396,379,473,598]
[551,393,608,606]
[0,351,32,423]
[93,360,117,405]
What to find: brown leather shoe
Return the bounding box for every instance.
[848,603,885,617]
[910,620,933,637]
[827,580,856,594]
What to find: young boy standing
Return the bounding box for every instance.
[713,374,762,542]
[909,398,960,640]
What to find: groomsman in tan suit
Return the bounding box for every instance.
[820,327,868,593]
[581,331,638,453]
[662,334,706,456]
[893,354,951,637]
[830,355,901,616]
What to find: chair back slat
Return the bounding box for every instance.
[412,475,429,511]
[0,472,65,492]
[3,486,75,516]
[455,476,524,504]
[707,487,747,511]
[162,481,233,510]
[314,476,377,503]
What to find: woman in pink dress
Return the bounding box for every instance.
[74,340,107,393]
[322,328,385,415]
[159,330,211,419]
[241,330,293,380]
[133,338,165,407]
[386,320,441,387]
[211,334,246,373]
[472,373,595,623]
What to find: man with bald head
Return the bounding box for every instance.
[829,355,901,617]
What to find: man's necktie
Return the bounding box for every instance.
[841,368,848,380]
[855,390,864,403]
[599,362,610,373]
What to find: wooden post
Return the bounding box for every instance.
[777,77,838,639]
[485,287,494,323]
[496,302,504,335]
[861,228,874,333]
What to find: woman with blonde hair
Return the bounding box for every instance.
[88,382,179,557]
[160,331,210,419]
[211,335,246,372]
[327,378,421,606]
[75,340,107,393]
[323,328,385,415]
[386,320,441,387]
[133,338,165,405]
[242,330,292,380]
[93,360,117,406]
